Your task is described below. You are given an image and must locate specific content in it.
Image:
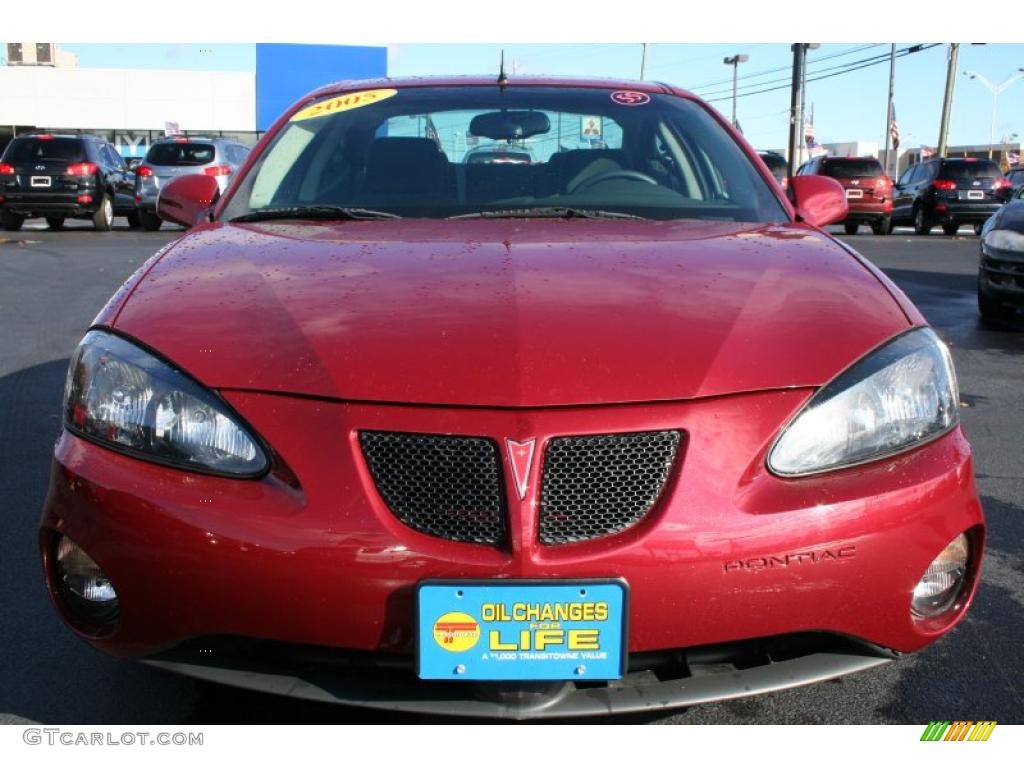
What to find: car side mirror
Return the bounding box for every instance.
[157,175,220,228]
[788,175,848,228]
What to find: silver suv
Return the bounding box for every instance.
[135,136,250,230]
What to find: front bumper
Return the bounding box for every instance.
[979,252,1024,307]
[39,388,985,715]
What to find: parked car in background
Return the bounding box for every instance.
[796,156,892,235]
[758,151,788,189]
[135,136,250,231]
[463,144,534,165]
[978,184,1024,323]
[40,76,984,720]
[1001,166,1024,202]
[0,133,138,231]
[892,157,1007,236]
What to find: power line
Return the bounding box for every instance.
[696,45,922,99]
[696,47,897,99]
[685,43,882,91]
[699,44,938,104]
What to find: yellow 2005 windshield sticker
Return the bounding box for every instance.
[290,89,397,122]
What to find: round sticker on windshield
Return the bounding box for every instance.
[610,90,651,106]
[290,89,398,122]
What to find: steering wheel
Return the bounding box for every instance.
[569,170,659,194]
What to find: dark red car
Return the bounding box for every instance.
[797,155,894,235]
[39,77,984,719]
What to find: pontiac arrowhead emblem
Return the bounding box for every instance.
[506,438,536,500]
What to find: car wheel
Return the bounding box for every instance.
[978,289,1015,324]
[1,210,25,231]
[92,194,114,232]
[126,211,141,229]
[974,223,984,236]
[843,222,858,235]
[46,216,65,230]
[871,216,892,236]
[913,205,931,235]
[140,210,162,231]
[942,222,959,236]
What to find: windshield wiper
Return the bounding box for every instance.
[230,206,401,223]
[448,207,647,221]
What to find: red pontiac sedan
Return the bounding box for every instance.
[40,77,984,719]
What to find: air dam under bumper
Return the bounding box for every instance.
[39,388,984,711]
[142,633,895,719]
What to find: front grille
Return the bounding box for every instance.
[539,430,681,545]
[360,431,506,545]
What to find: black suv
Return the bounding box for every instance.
[0,133,138,231]
[892,157,1005,235]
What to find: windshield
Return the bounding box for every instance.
[822,159,883,178]
[221,86,787,222]
[146,142,217,166]
[4,137,85,164]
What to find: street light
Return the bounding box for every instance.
[962,68,1024,159]
[723,54,749,129]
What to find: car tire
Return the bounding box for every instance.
[92,194,114,232]
[1,210,25,231]
[46,217,65,230]
[974,223,984,236]
[942,222,959,236]
[978,289,1015,324]
[140,210,162,231]
[913,205,931,235]
[126,211,141,229]
[843,222,858,235]
[871,216,892,236]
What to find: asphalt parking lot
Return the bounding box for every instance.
[0,220,1021,725]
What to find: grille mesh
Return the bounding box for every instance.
[360,431,506,545]
[539,430,681,545]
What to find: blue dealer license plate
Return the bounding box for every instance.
[416,580,627,681]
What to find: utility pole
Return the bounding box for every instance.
[787,44,805,179]
[794,44,819,165]
[937,44,959,158]
[883,44,897,177]
[640,44,648,80]
[723,54,749,129]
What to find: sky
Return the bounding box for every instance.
[53,42,1024,153]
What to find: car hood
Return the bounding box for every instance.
[111,219,910,407]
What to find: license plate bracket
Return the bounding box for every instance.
[30,176,51,188]
[416,579,628,681]
[968,190,984,200]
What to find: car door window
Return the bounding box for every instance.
[106,145,124,170]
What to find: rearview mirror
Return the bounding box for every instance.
[156,174,220,229]
[469,110,551,141]
[788,175,848,228]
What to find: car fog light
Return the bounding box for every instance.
[912,533,969,618]
[55,535,119,623]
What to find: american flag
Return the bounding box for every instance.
[1009,150,1021,166]
[890,106,900,150]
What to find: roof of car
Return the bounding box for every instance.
[305,75,693,102]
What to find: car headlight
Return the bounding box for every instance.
[982,228,1024,252]
[768,327,958,477]
[65,330,268,476]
